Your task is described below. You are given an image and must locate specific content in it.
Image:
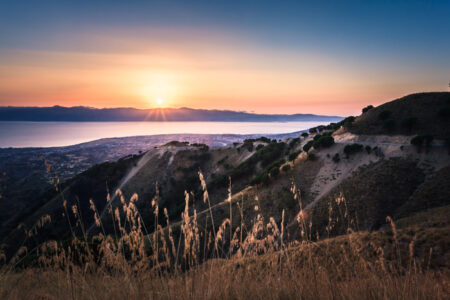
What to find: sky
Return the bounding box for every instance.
[0,0,449,115]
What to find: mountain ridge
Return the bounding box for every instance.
[0,105,343,122]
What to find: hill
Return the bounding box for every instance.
[347,92,450,139]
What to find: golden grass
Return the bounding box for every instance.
[0,172,449,299]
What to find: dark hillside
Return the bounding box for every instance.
[349,92,450,138]
[311,158,425,236]
[396,165,450,218]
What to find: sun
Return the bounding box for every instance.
[156,98,164,106]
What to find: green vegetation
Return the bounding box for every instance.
[303,141,314,152]
[239,139,254,152]
[332,153,340,163]
[312,135,335,149]
[341,116,356,129]
[209,141,286,189]
[288,150,302,161]
[410,134,434,153]
[164,141,189,147]
[281,164,291,172]
[287,137,300,150]
[343,143,363,158]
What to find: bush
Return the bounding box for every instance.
[303,141,314,152]
[250,171,269,185]
[301,132,309,138]
[343,143,363,158]
[362,105,374,113]
[256,144,264,151]
[288,138,300,150]
[341,116,356,129]
[269,166,280,177]
[241,140,254,152]
[411,135,434,153]
[281,164,291,172]
[288,150,302,161]
[332,153,340,163]
[365,145,372,154]
[313,136,335,149]
[309,128,317,134]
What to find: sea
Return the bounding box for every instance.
[0,121,328,148]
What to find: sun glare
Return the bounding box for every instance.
[156,98,164,106]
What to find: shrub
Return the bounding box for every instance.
[256,144,264,151]
[257,136,271,143]
[313,136,335,149]
[301,132,309,138]
[288,150,302,161]
[281,164,291,172]
[309,128,317,134]
[269,166,280,177]
[365,145,371,154]
[250,171,269,185]
[362,105,374,113]
[341,116,356,129]
[288,138,300,150]
[343,143,363,158]
[378,110,392,120]
[332,153,340,163]
[241,140,254,152]
[411,135,434,153]
[303,141,314,152]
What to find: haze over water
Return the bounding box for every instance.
[0,121,326,148]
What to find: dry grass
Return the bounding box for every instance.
[0,172,449,299]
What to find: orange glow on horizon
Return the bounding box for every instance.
[0,31,444,116]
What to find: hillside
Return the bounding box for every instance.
[348,92,450,138]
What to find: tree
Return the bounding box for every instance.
[313,136,335,149]
[343,143,363,158]
[362,105,374,113]
[332,153,340,163]
[410,135,424,153]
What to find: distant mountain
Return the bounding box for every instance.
[0,106,342,122]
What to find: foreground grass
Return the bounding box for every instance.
[1,255,448,300]
[1,173,449,299]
